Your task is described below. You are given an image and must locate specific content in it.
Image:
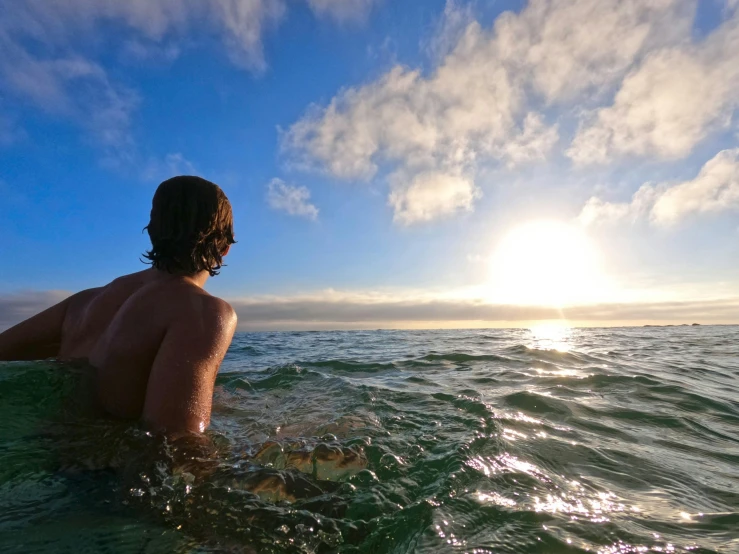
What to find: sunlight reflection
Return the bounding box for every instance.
[528,322,573,352]
[532,489,626,522]
[477,491,516,507]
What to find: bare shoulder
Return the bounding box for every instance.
[204,294,237,321]
[176,287,237,332]
[142,289,236,434]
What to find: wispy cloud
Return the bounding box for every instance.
[0,0,370,161]
[0,36,139,158]
[579,149,739,227]
[306,0,378,23]
[213,0,286,72]
[142,153,199,182]
[1,0,286,73]
[0,1,285,159]
[267,178,319,220]
[0,109,24,147]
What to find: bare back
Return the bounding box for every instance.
[0,268,237,433]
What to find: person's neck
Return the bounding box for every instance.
[152,268,210,289]
[185,271,210,288]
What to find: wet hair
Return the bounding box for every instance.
[143,176,236,276]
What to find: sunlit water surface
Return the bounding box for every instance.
[1,326,738,553]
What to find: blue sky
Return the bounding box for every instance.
[1,0,738,330]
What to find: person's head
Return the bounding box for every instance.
[143,176,236,276]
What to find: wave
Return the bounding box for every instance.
[2,327,738,553]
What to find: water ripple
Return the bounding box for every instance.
[0,326,738,552]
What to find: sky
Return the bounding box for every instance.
[1,0,738,331]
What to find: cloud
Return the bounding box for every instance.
[578,148,739,226]
[306,0,377,23]
[0,34,139,156]
[1,0,384,160]
[227,293,739,330]
[0,0,283,159]
[213,0,286,71]
[568,9,739,164]
[142,153,198,182]
[2,0,285,72]
[652,149,739,224]
[267,178,319,220]
[0,109,24,147]
[0,291,71,332]
[389,170,480,225]
[284,0,690,223]
[499,112,559,168]
[496,0,693,104]
[424,0,476,61]
[2,288,736,332]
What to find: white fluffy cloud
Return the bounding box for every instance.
[389,170,480,225]
[578,149,739,226]
[495,0,693,103]
[499,112,559,168]
[569,9,739,164]
[267,178,320,220]
[284,0,694,224]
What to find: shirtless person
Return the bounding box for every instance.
[0,176,238,435]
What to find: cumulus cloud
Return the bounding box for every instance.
[578,149,739,227]
[267,178,319,220]
[306,0,377,23]
[388,170,480,225]
[569,9,739,164]
[284,0,691,223]
[496,0,693,103]
[499,112,559,168]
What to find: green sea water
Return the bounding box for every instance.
[1,326,738,553]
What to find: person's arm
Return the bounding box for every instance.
[0,293,78,361]
[141,297,237,435]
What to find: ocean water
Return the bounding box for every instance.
[0,326,738,553]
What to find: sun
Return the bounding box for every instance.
[487,220,608,307]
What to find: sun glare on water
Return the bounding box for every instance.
[487,220,608,307]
